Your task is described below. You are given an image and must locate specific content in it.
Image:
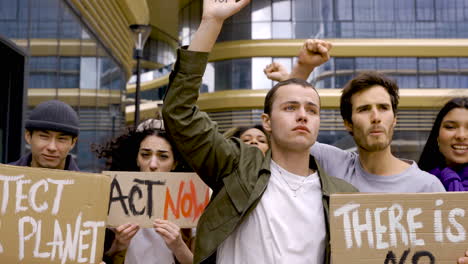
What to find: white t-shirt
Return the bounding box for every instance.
[217,160,326,264]
[125,228,175,264]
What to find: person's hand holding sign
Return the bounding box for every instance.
[458,250,468,263]
[106,223,140,257]
[154,219,193,264]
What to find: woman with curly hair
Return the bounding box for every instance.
[95,119,193,264]
[418,97,468,191]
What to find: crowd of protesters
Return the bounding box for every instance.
[6,0,467,263]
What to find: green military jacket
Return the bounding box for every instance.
[162,48,358,264]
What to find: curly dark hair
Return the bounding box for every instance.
[418,97,468,171]
[93,121,189,172]
[97,120,192,259]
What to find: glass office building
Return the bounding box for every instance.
[178,0,468,160]
[0,0,126,171]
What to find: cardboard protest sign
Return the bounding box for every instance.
[330,192,468,264]
[105,171,210,228]
[0,164,110,264]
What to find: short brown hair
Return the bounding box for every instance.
[264,78,318,115]
[340,71,399,124]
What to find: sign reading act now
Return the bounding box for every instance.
[330,193,468,264]
[105,171,210,228]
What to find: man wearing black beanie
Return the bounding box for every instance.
[9,100,80,171]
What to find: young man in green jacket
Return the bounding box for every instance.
[162,1,357,263]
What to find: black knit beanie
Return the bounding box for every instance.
[25,100,80,137]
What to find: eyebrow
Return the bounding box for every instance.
[356,103,390,110]
[38,130,70,137]
[242,134,266,139]
[140,148,170,153]
[356,105,371,111]
[282,100,319,108]
[442,120,458,124]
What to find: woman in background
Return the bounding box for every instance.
[419,97,468,191]
[223,124,269,155]
[96,119,193,264]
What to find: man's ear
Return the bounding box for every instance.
[261,113,272,134]
[70,137,78,149]
[25,130,32,145]
[344,120,353,134]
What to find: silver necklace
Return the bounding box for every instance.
[275,164,308,197]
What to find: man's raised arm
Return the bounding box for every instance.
[189,0,249,52]
[264,39,332,81]
[162,0,250,188]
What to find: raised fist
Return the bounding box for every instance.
[297,39,333,68]
[264,62,290,82]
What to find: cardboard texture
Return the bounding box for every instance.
[330,192,468,264]
[105,171,210,229]
[0,164,111,264]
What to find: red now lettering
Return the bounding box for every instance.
[163,180,210,222]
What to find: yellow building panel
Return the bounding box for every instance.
[79,0,129,67]
[28,89,122,107]
[91,0,132,56]
[133,60,164,70]
[12,39,100,56]
[209,39,468,61]
[127,75,170,93]
[125,101,162,121]
[105,1,134,52]
[125,39,468,93]
[116,0,150,25]
[196,89,468,111]
[68,0,149,79]
[125,89,468,123]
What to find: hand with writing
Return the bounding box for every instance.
[106,223,139,256]
[154,219,193,264]
[189,0,251,52]
[264,62,290,82]
[458,250,468,263]
[202,0,251,23]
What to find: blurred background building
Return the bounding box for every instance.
[2,0,468,171]
[0,0,148,171]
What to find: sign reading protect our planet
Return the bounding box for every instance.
[0,164,110,264]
